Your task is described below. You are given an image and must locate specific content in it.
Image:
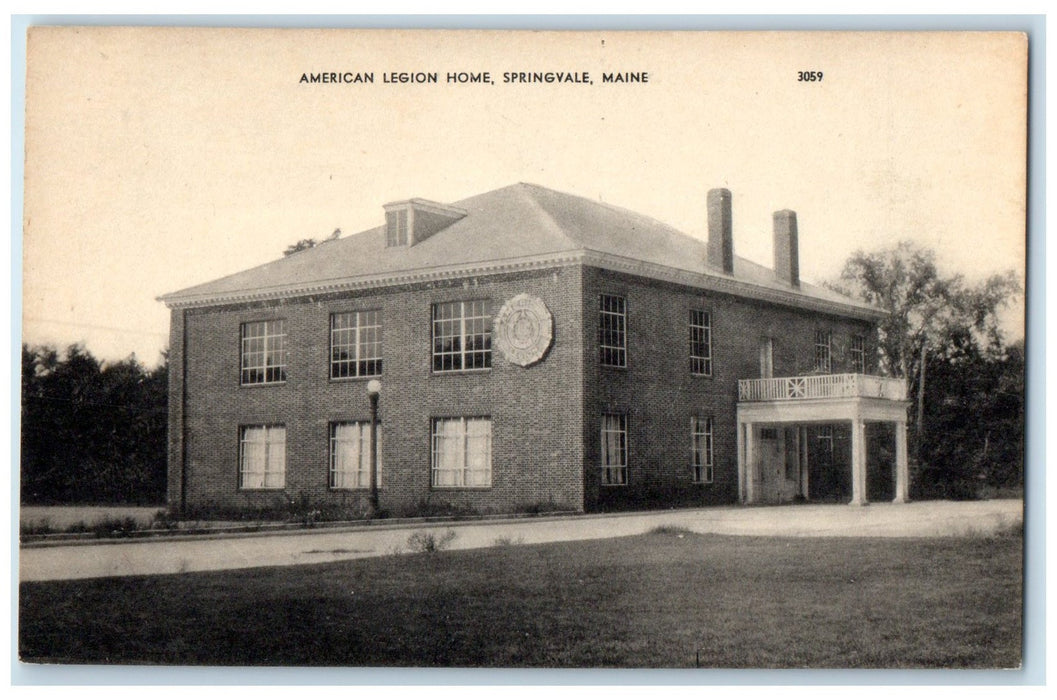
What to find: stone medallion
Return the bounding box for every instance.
[494,293,554,367]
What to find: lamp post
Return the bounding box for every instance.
[367,379,381,515]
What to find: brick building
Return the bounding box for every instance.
[159,183,910,516]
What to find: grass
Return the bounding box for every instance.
[18,532,1021,668]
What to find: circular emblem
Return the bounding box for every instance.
[494,293,554,367]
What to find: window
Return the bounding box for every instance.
[599,294,627,367]
[601,413,628,485]
[814,330,832,373]
[241,320,287,385]
[432,300,492,372]
[816,425,834,465]
[690,310,712,376]
[239,425,285,489]
[330,421,381,489]
[386,208,408,247]
[691,416,714,483]
[431,417,492,488]
[331,311,382,379]
[849,334,866,374]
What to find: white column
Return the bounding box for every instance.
[736,420,746,503]
[850,418,867,506]
[893,419,909,503]
[800,426,810,500]
[744,422,756,504]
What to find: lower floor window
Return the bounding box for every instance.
[432,417,492,488]
[601,413,627,485]
[330,421,381,489]
[692,416,714,483]
[239,425,285,489]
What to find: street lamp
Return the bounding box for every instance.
[367,379,381,515]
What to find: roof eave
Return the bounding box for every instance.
[158,248,884,321]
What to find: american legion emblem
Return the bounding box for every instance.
[494,293,554,367]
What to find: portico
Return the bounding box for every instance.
[736,374,910,506]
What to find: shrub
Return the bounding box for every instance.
[407,529,457,553]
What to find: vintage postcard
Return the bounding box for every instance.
[19,27,1028,673]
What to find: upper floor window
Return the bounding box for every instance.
[241,320,287,385]
[814,330,832,373]
[691,415,714,484]
[599,294,627,367]
[432,300,492,372]
[690,309,712,376]
[849,334,866,374]
[330,421,381,489]
[331,311,382,379]
[239,424,286,489]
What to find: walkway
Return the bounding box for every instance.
[19,500,1022,582]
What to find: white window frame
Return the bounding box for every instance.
[601,413,628,485]
[239,425,286,489]
[432,300,492,372]
[691,416,714,484]
[431,417,493,488]
[599,294,627,368]
[330,421,381,489]
[330,310,383,379]
[814,330,832,373]
[240,319,287,385]
[690,309,713,376]
[849,334,866,374]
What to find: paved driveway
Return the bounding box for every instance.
[18,500,1022,582]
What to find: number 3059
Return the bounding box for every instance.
[798,71,823,82]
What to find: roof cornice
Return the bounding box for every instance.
[158,248,883,321]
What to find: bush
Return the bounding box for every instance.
[407,529,457,553]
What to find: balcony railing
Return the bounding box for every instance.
[738,373,907,402]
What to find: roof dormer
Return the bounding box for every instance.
[383,198,467,247]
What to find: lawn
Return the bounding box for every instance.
[18,530,1022,668]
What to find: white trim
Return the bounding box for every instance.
[160,247,884,321]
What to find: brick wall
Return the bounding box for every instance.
[169,260,877,515]
[174,265,585,515]
[580,266,876,511]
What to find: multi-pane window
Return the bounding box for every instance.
[386,208,408,247]
[331,311,382,379]
[601,413,628,485]
[239,425,286,489]
[814,330,832,373]
[849,334,866,374]
[690,309,712,376]
[431,417,492,488]
[691,416,714,484]
[241,320,287,385]
[432,300,492,372]
[330,421,381,489]
[599,294,627,367]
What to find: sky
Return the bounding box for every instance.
[22,28,1027,367]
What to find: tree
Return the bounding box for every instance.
[832,242,1022,496]
[20,344,168,504]
[283,238,318,256]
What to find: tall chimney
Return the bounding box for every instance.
[707,188,734,274]
[773,209,800,287]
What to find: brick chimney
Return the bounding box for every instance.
[773,209,800,287]
[707,188,734,274]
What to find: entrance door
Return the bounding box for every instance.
[756,427,783,503]
[756,426,801,504]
